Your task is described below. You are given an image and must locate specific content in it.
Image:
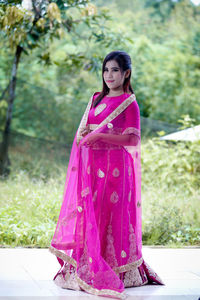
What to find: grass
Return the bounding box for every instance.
[0,137,199,247]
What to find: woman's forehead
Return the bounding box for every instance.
[105,60,119,68]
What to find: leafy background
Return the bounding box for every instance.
[0,0,199,247]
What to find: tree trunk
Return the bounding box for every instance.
[0,45,23,176]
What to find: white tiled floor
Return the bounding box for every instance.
[0,247,200,299]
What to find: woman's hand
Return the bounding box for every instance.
[82,133,101,147]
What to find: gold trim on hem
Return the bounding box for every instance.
[49,246,126,299]
[49,245,144,298]
[114,257,143,273]
[49,245,77,268]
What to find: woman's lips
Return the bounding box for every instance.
[106,80,114,83]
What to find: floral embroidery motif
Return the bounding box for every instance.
[110,191,119,204]
[128,190,132,202]
[89,257,93,263]
[92,190,97,202]
[121,250,127,258]
[107,122,113,128]
[81,187,90,197]
[97,168,105,178]
[71,166,77,171]
[105,224,118,268]
[77,206,83,213]
[112,167,120,177]
[94,103,107,116]
[87,165,91,174]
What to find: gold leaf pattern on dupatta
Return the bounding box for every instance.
[121,250,127,258]
[112,167,120,177]
[137,201,141,207]
[107,122,113,128]
[81,187,90,197]
[77,206,83,213]
[87,165,91,174]
[110,191,119,203]
[92,190,97,202]
[128,190,132,202]
[97,168,105,178]
[94,103,107,116]
[89,257,93,263]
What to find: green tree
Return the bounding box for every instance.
[0,0,109,176]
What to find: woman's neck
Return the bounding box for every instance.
[107,88,125,97]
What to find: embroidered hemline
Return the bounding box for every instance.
[49,246,126,299]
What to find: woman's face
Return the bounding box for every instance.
[103,60,128,91]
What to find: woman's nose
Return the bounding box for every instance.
[107,71,113,78]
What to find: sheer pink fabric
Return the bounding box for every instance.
[50,92,163,298]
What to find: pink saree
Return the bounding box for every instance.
[49,92,163,298]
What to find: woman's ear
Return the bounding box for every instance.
[125,69,131,78]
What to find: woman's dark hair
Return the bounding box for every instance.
[93,50,134,107]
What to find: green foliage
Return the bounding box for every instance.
[141,137,200,246]
[0,135,199,247]
[0,170,64,247]
[0,0,200,137]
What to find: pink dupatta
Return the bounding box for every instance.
[49,93,163,299]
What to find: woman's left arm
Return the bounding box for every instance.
[96,133,139,146]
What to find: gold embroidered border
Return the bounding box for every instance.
[93,94,136,132]
[76,275,126,299]
[49,245,77,268]
[88,124,99,130]
[114,257,143,273]
[122,126,140,137]
[76,94,94,145]
[49,246,126,299]
[49,245,143,275]
[77,93,136,143]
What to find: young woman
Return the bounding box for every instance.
[49,51,163,299]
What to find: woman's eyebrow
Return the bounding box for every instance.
[104,67,120,69]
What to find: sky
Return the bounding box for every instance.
[191,0,200,5]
